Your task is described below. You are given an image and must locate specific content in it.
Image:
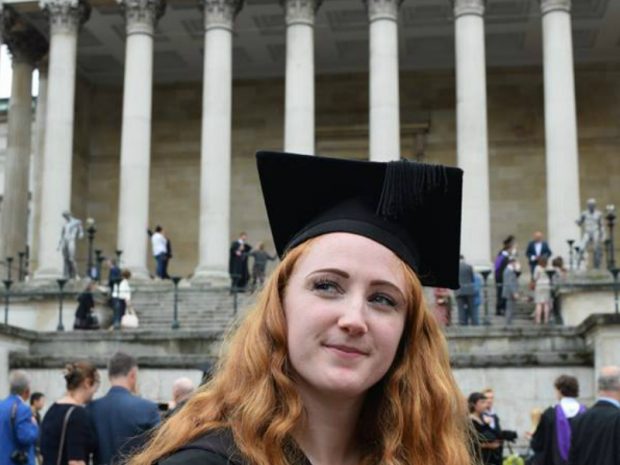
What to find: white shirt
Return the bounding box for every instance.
[151,232,167,256]
[559,397,581,418]
[113,279,131,302]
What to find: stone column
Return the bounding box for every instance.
[194,0,243,282]
[30,59,49,271]
[0,10,48,261]
[116,0,165,279]
[35,0,89,279]
[540,0,580,254]
[366,0,402,162]
[282,0,320,155]
[454,0,491,266]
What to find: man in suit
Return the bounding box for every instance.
[88,352,160,465]
[0,371,39,465]
[525,231,552,275]
[455,255,478,325]
[502,256,520,325]
[229,232,252,292]
[569,366,620,465]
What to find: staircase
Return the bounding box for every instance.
[129,282,256,331]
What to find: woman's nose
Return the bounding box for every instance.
[337,296,368,336]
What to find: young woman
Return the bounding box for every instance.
[40,361,100,465]
[469,392,502,465]
[533,256,552,324]
[128,152,474,465]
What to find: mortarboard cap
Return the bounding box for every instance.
[256,151,463,289]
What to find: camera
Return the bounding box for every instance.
[10,450,28,465]
[498,430,518,442]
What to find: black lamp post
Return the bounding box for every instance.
[17,252,26,282]
[95,250,104,282]
[480,269,492,326]
[3,279,12,325]
[115,250,123,266]
[171,277,181,329]
[56,278,68,331]
[567,239,575,271]
[86,219,96,279]
[6,256,13,281]
[611,268,619,315]
[605,205,616,271]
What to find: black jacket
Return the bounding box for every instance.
[568,400,620,465]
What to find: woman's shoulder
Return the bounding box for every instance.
[159,429,248,465]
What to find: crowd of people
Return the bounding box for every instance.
[431,230,569,327]
[0,352,198,465]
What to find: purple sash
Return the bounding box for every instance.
[555,403,586,461]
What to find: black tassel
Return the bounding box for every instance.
[376,159,448,219]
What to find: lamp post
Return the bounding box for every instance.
[5,256,13,281]
[56,278,68,331]
[611,268,619,315]
[86,218,96,279]
[605,205,616,270]
[171,277,181,329]
[115,250,123,267]
[95,250,104,282]
[17,252,26,281]
[567,239,575,271]
[480,269,491,326]
[3,279,12,325]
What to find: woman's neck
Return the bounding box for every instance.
[292,386,365,465]
[58,389,87,406]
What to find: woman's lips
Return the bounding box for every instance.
[324,344,368,357]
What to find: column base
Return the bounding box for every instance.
[33,267,64,281]
[123,265,151,281]
[191,267,230,287]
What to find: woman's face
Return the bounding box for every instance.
[474,398,487,415]
[283,233,408,399]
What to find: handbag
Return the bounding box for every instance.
[503,444,525,465]
[121,305,139,329]
[57,406,76,465]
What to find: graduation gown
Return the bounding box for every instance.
[229,241,251,288]
[530,405,583,465]
[158,429,311,465]
[568,400,620,465]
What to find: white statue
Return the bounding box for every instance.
[58,211,84,279]
[576,198,605,269]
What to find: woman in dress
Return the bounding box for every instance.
[40,361,99,465]
[533,256,552,324]
[128,152,474,465]
[469,392,502,465]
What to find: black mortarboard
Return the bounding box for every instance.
[256,151,463,289]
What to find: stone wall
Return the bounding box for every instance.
[39,64,620,277]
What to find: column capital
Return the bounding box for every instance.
[2,7,49,64]
[40,0,91,35]
[453,0,485,18]
[118,0,166,36]
[202,0,243,31]
[364,0,404,22]
[281,0,322,27]
[540,0,571,14]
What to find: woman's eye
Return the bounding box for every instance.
[312,279,340,293]
[370,293,397,307]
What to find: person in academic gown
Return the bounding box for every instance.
[228,233,251,292]
[568,366,620,465]
[530,375,586,465]
[126,152,476,465]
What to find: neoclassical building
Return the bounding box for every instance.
[0,0,618,280]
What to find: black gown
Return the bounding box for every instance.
[159,429,312,465]
[568,400,620,465]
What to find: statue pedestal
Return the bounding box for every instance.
[557,270,618,326]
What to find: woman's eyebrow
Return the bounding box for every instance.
[306,268,349,279]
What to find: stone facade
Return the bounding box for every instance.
[1,64,619,278]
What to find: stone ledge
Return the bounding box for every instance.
[450,351,593,368]
[9,353,216,369]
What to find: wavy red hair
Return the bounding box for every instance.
[128,238,474,465]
